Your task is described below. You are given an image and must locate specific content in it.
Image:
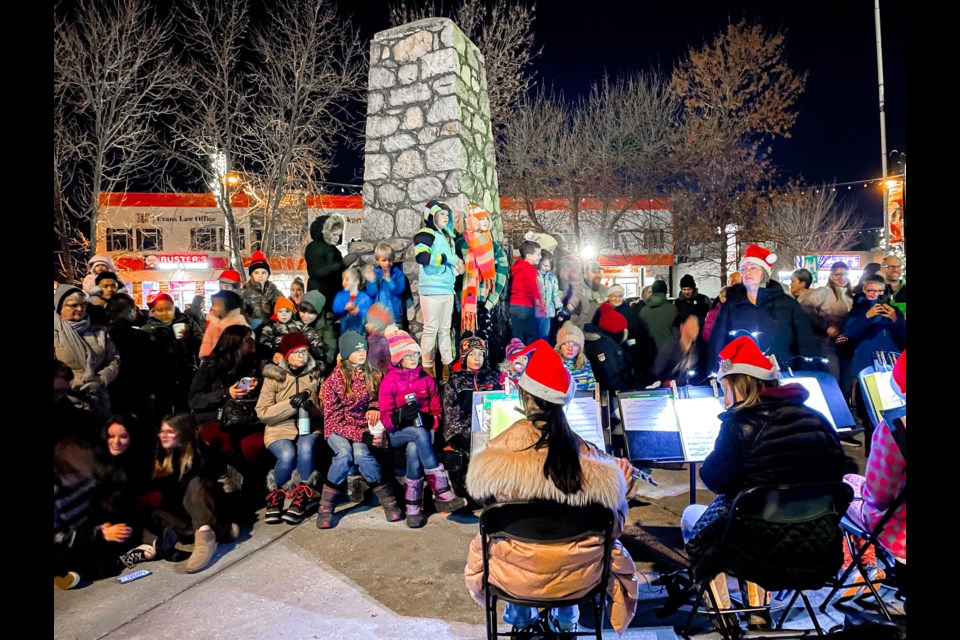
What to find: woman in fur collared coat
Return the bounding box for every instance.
[464,339,640,636]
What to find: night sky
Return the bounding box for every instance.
[327,0,906,229]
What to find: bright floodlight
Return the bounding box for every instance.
[581,244,596,260]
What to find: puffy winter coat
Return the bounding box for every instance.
[258,318,301,355]
[639,292,677,353]
[304,216,345,314]
[53,317,121,417]
[240,280,283,328]
[187,353,260,426]
[378,364,442,432]
[198,309,250,360]
[364,265,407,324]
[319,365,380,443]
[142,311,200,413]
[708,282,819,372]
[584,324,639,393]
[442,366,501,447]
[674,291,713,322]
[464,420,639,635]
[255,356,322,448]
[332,289,374,334]
[414,208,458,296]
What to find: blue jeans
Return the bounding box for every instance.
[267,433,320,487]
[681,503,708,544]
[536,316,550,341]
[503,604,579,630]
[326,434,382,485]
[510,305,538,345]
[388,426,437,479]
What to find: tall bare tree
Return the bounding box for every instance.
[388,0,540,135]
[54,0,181,257]
[754,185,864,270]
[246,0,364,258]
[669,19,807,282]
[171,0,252,276]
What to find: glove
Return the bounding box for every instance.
[289,390,311,410]
[557,309,571,322]
[78,380,103,394]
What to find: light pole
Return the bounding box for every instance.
[873,0,890,250]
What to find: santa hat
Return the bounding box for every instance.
[517,339,575,405]
[597,302,628,335]
[891,350,906,398]
[738,244,778,276]
[218,269,242,285]
[279,332,309,358]
[147,293,174,310]
[717,335,780,381]
[248,251,271,276]
[385,326,421,365]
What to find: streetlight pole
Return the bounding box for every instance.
[873,0,890,251]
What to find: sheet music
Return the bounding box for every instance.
[619,395,679,432]
[781,377,837,428]
[674,397,725,462]
[564,396,605,451]
[865,371,906,412]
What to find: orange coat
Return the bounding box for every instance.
[464,420,639,635]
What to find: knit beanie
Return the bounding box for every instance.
[365,303,394,334]
[517,339,575,406]
[248,250,271,276]
[504,337,527,361]
[651,280,668,295]
[300,290,326,315]
[597,302,628,335]
[54,284,84,313]
[279,332,310,358]
[385,326,421,365]
[273,297,295,315]
[607,284,625,297]
[555,322,585,350]
[717,335,780,381]
[338,331,368,360]
[147,293,174,310]
[218,269,242,285]
[680,274,696,289]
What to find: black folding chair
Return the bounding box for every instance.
[680,482,854,639]
[479,501,615,640]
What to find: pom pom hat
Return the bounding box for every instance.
[556,322,585,349]
[717,335,780,381]
[738,244,777,276]
[891,350,906,398]
[517,339,575,405]
[365,303,394,333]
[504,338,527,361]
[248,250,271,276]
[385,325,421,365]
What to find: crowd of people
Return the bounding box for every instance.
[54,199,906,635]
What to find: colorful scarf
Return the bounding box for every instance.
[461,206,496,330]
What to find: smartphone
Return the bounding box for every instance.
[237,377,254,391]
[877,294,891,306]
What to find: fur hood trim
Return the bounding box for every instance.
[262,356,319,382]
[466,420,626,510]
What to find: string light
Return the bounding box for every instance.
[757,173,904,197]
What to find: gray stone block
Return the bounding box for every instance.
[394,150,424,179]
[361,208,395,240]
[388,83,431,106]
[426,137,464,172]
[433,75,456,96]
[382,133,417,152]
[396,207,424,237]
[426,96,459,124]
[367,91,384,114]
[379,183,406,204]
[398,63,418,84]
[421,49,453,79]
[417,126,440,145]
[369,67,397,90]
[407,176,443,203]
[367,114,400,138]
[349,240,376,254]
[392,30,433,63]
[364,154,391,181]
[401,106,423,129]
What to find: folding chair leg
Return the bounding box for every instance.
[594,595,604,640]
[775,590,801,629]
[820,531,869,612]
[856,570,895,623]
[681,581,709,638]
[800,592,826,637]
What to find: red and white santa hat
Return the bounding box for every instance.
[891,350,906,399]
[738,244,777,276]
[517,339,576,405]
[717,335,780,381]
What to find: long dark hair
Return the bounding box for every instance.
[210,325,255,377]
[520,388,583,495]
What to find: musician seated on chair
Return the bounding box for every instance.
[682,336,845,630]
[464,339,644,636]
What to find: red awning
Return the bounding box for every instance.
[599,254,674,267]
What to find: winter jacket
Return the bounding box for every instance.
[378,364,442,432]
[638,293,678,353]
[333,289,374,334]
[240,280,283,328]
[255,357,322,448]
[199,309,250,360]
[845,417,906,562]
[187,353,260,426]
[464,420,639,635]
[537,271,564,319]
[584,323,639,393]
[82,254,118,294]
[708,282,820,372]
[320,365,380,443]
[702,303,722,342]
[53,316,121,417]
[141,311,200,414]
[367,332,391,372]
[570,280,608,329]
[885,280,907,317]
[687,385,845,574]
[304,216,345,315]
[147,441,228,514]
[674,291,713,322]
[258,318,302,356]
[365,265,407,324]
[442,366,501,448]
[561,356,597,392]
[414,208,458,296]
[508,260,544,314]
[843,297,907,375]
[652,336,708,386]
[800,286,854,337]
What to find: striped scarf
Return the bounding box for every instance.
[461,206,496,318]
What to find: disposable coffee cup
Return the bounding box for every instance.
[173,323,187,339]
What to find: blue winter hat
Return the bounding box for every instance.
[339,331,367,360]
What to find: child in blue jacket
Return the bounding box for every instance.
[333,267,373,335]
[364,243,407,329]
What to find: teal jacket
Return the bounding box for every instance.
[414,201,458,296]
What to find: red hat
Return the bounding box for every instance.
[517,339,575,405]
[278,332,309,358]
[597,302,627,335]
[218,269,242,284]
[891,350,906,398]
[248,251,271,276]
[147,293,174,310]
[738,244,778,276]
[717,335,780,381]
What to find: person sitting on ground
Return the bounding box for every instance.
[364,303,395,372]
[380,326,467,528]
[258,297,301,365]
[464,339,641,636]
[317,331,403,529]
[199,290,250,360]
[240,251,282,331]
[333,266,374,335]
[255,332,323,526]
[682,336,845,631]
[442,332,502,456]
[554,322,596,392]
[497,338,529,392]
[145,413,239,574]
[363,243,407,331]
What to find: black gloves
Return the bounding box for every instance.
[289,390,312,410]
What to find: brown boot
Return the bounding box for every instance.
[185,527,217,573]
[440,362,451,382]
[422,363,437,379]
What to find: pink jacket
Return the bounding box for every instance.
[199,309,250,359]
[702,303,721,342]
[378,364,441,432]
[320,365,379,442]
